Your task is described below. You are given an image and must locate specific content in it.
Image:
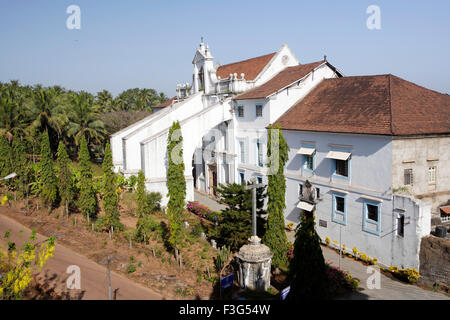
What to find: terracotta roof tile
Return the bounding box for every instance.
[441,206,450,215]
[275,75,450,136]
[235,61,325,100]
[216,52,276,81]
[153,96,176,109]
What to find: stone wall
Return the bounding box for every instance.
[419,236,450,286]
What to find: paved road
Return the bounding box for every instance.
[0,212,162,300]
[286,232,449,300]
[194,190,226,212]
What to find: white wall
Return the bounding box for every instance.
[120,93,203,174]
[254,44,299,86]
[232,63,339,186]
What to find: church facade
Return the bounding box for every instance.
[111,42,450,269]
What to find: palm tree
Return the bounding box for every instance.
[66,91,106,148]
[28,88,64,138]
[0,89,27,142]
[96,89,113,112]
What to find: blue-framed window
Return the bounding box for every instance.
[255,140,263,167]
[332,192,347,225]
[330,150,351,181]
[301,145,316,172]
[255,104,263,118]
[237,105,244,118]
[363,199,381,235]
[238,170,245,185]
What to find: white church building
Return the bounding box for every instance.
[111,41,341,203]
[111,42,450,269]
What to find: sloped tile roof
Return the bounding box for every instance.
[235,61,325,100]
[153,96,176,109]
[216,52,276,81]
[275,74,450,136]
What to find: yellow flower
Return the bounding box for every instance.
[1,195,8,206]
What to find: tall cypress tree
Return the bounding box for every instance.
[136,170,148,218]
[288,212,329,301]
[166,121,186,252]
[262,124,290,268]
[39,131,59,209]
[102,141,121,231]
[78,136,97,220]
[57,141,74,217]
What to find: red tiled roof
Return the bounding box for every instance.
[441,206,450,215]
[235,61,325,100]
[216,52,276,81]
[275,74,450,136]
[153,96,176,109]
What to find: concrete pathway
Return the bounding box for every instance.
[194,190,226,212]
[287,231,448,300]
[0,212,162,300]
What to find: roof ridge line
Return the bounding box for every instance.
[218,52,276,68]
[388,74,394,135]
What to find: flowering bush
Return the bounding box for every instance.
[385,266,420,284]
[325,261,359,295]
[286,242,294,261]
[0,232,55,300]
[186,201,219,223]
[286,222,294,231]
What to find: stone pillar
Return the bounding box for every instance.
[236,236,272,291]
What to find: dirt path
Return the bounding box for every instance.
[0,212,162,300]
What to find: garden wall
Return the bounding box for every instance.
[418,236,450,287]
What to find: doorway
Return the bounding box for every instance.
[208,164,217,196]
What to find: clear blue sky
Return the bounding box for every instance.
[1,0,449,97]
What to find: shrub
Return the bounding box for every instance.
[134,215,161,243]
[190,222,204,238]
[214,246,231,272]
[287,242,294,261]
[186,201,219,222]
[385,266,420,284]
[126,264,136,274]
[146,192,162,213]
[324,261,359,296]
[127,175,137,191]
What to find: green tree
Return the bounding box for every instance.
[11,136,29,198]
[136,170,148,217]
[78,136,97,221]
[213,183,253,251]
[57,141,74,217]
[262,124,290,268]
[288,211,329,301]
[39,131,59,209]
[28,88,64,153]
[66,91,106,147]
[96,89,114,112]
[166,121,186,252]
[102,141,121,231]
[0,135,12,183]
